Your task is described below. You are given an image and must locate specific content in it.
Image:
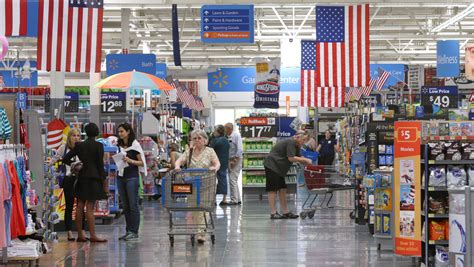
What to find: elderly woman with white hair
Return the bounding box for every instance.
[174,129,220,244]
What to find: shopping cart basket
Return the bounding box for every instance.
[162,169,217,246]
[300,165,355,219]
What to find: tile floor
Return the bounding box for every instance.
[35,190,418,267]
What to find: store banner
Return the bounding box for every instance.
[208,67,300,92]
[436,40,460,77]
[370,64,405,89]
[394,121,422,257]
[465,44,474,80]
[0,60,38,87]
[105,54,156,76]
[253,59,280,109]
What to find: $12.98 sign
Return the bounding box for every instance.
[240,117,276,138]
[101,92,126,113]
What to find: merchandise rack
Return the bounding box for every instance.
[372,169,395,251]
[104,146,120,215]
[421,139,474,266]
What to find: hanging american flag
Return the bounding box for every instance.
[376,68,390,91]
[345,88,352,103]
[300,40,345,107]
[0,0,28,36]
[362,78,377,96]
[315,4,370,87]
[354,88,363,100]
[37,0,104,72]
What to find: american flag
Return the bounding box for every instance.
[315,4,370,87]
[354,88,363,101]
[37,0,104,72]
[376,68,390,91]
[0,0,28,36]
[362,78,377,96]
[300,40,344,107]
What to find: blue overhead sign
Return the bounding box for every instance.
[155,63,167,79]
[106,54,156,76]
[201,5,254,43]
[437,40,460,77]
[0,60,38,87]
[208,67,300,92]
[370,64,406,89]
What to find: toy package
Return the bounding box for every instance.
[375,214,382,233]
[449,123,462,136]
[447,165,467,188]
[382,214,391,235]
[378,144,386,154]
[379,155,386,165]
[386,155,393,165]
[438,123,450,136]
[386,145,394,154]
[460,122,473,136]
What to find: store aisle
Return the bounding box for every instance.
[38,192,417,267]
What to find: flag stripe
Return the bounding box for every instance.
[11,0,19,35]
[348,6,354,87]
[95,8,103,72]
[60,0,69,71]
[79,8,88,72]
[19,0,27,35]
[50,0,59,71]
[37,0,45,69]
[357,5,362,86]
[46,0,54,71]
[69,7,78,72]
[85,7,93,72]
[55,0,64,71]
[5,0,13,36]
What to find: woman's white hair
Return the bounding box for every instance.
[190,129,208,144]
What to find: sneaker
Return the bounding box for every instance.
[270,213,285,219]
[283,212,299,219]
[119,232,132,240]
[124,233,139,241]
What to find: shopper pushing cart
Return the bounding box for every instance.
[170,129,220,246]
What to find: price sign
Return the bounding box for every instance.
[240,117,277,138]
[420,86,458,108]
[101,92,126,113]
[396,127,418,142]
[64,92,79,113]
[241,125,276,138]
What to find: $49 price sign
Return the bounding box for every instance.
[420,86,458,108]
[100,92,126,113]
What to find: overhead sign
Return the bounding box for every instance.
[160,103,183,117]
[106,54,156,76]
[277,117,297,137]
[155,63,167,79]
[370,64,406,89]
[101,92,126,113]
[0,60,38,87]
[394,121,422,257]
[254,60,280,109]
[437,40,460,77]
[64,92,79,113]
[208,67,300,92]
[201,5,254,43]
[420,86,458,108]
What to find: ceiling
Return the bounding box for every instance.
[6,0,474,77]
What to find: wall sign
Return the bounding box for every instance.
[240,117,276,138]
[64,92,79,113]
[394,121,422,257]
[208,67,300,92]
[106,54,156,76]
[420,86,458,108]
[436,40,460,77]
[201,5,254,43]
[101,92,126,113]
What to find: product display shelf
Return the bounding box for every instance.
[372,170,394,251]
[421,140,473,266]
[104,146,120,216]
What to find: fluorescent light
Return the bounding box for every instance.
[431,4,474,33]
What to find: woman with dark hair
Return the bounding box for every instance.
[63,123,108,242]
[210,125,230,205]
[116,123,146,241]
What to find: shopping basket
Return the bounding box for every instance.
[162,168,217,246]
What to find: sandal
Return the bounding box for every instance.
[283,212,299,219]
[270,213,285,219]
[90,238,108,243]
[76,238,88,242]
[67,237,76,241]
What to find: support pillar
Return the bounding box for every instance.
[90,72,101,126]
[121,8,131,111]
[49,72,65,120]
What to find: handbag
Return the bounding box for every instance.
[184,148,193,169]
[70,161,83,176]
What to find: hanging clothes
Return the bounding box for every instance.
[20,123,30,149]
[102,122,116,138]
[8,160,26,239]
[0,162,8,247]
[3,162,12,246]
[0,107,12,141]
[15,158,28,226]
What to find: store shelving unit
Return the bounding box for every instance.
[373,170,394,251]
[104,146,120,215]
[242,137,297,199]
[421,138,474,266]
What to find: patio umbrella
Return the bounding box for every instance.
[95,71,174,126]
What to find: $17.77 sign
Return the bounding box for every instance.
[240,117,276,138]
[101,92,126,113]
[420,86,458,108]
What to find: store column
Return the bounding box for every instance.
[90,72,101,126]
[121,8,131,110]
[49,72,65,120]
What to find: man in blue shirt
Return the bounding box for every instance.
[317,130,338,165]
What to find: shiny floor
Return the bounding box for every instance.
[36,190,417,267]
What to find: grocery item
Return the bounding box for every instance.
[428,143,445,161]
[445,142,462,161]
[429,167,447,187]
[462,143,474,160]
[434,246,449,267]
[469,165,474,186]
[447,165,467,188]
[430,220,447,241]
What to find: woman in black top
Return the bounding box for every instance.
[116,123,144,241]
[63,123,107,243]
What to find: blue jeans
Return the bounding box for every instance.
[117,177,140,234]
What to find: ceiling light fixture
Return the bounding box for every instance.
[430,3,474,33]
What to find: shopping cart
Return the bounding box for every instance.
[162,169,217,247]
[300,165,355,219]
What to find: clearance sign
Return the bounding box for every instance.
[394,121,422,257]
